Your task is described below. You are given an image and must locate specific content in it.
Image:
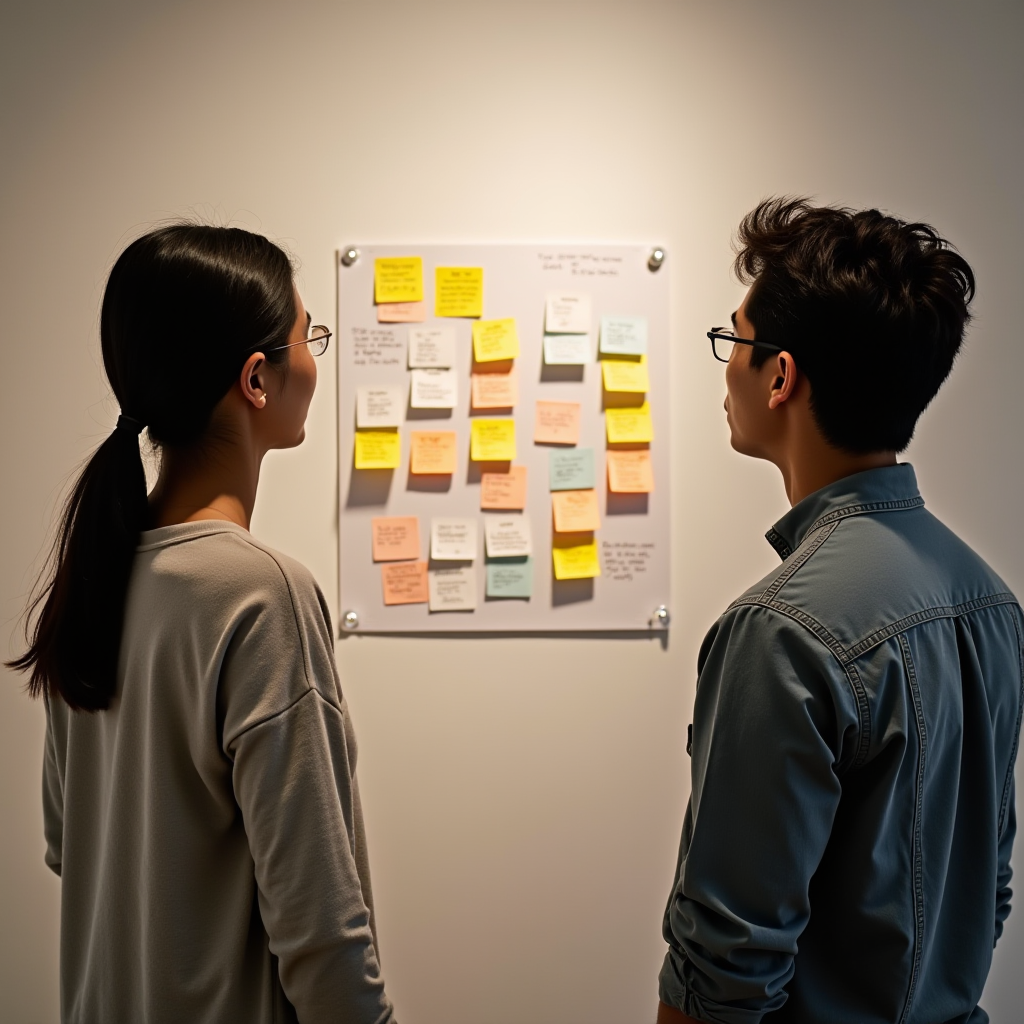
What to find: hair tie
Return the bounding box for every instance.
[115,414,145,435]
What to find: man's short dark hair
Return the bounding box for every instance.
[735,197,976,454]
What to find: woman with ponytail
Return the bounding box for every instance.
[9,225,397,1024]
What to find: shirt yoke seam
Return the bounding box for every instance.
[228,686,344,747]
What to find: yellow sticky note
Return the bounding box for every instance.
[552,536,601,580]
[354,430,401,469]
[606,401,654,444]
[410,431,457,475]
[472,318,520,362]
[470,419,516,461]
[601,355,649,393]
[374,257,423,304]
[435,266,484,318]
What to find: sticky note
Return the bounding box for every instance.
[552,489,601,533]
[552,537,601,580]
[375,256,423,304]
[549,448,595,491]
[410,431,457,475]
[377,301,427,323]
[436,266,484,318]
[470,419,516,461]
[601,355,649,393]
[484,516,532,558]
[486,557,533,598]
[472,318,520,362]
[428,566,477,611]
[543,333,591,365]
[382,561,429,605]
[471,366,517,409]
[371,516,421,561]
[607,449,654,493]
[409,326,456,368]
[605,401,654,444]
[355,430,401,469]
[356,386,404,428]
[600,315,648,356]
[534,401,581,445]
[545,292,591,334]
[410,368,458,409]
[480,466,528,510]
[431,518,478,561]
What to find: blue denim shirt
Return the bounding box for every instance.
[660,464,1023,1024]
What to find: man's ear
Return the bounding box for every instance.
[767,351,800,410]
[240,352,268,409]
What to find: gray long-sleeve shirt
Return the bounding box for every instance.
[43,520,395,1024]
[660,464,1023,1023]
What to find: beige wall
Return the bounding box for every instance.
[2,1,1022,1021]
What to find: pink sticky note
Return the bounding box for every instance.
[551,489,601,532]
[381,562,429,605]
[371,516,421,561]
[480,466,528,510]
[534,400,581,445]
[471,365,518,409]
[377,301,427,323]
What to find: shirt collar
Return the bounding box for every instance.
[765,463,924,560]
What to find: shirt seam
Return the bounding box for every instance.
[229,685,343,747]
[896,634,927,1024]
[999,609,1024,836]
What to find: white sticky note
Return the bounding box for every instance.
[543,333,591,365]
[356,386,404,429]
[428,566,477,611]
[431,517,478,560]
[600,315,648,356]
[409,326,457,368]
[411,368,458,409]
[484,516,532,558]
[546,292,591,334]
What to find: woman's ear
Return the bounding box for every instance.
[767,351,800,410]
[240,353,268,409]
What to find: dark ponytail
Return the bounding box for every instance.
[8,225,295,711]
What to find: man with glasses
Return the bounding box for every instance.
[657,198,1022,1024]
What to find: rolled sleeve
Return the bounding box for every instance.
[660,604,858,1022]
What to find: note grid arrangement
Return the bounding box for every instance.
[338,244,670,631]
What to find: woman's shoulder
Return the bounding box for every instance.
[136,520,327,622]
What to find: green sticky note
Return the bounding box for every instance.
[549,448,595,491]
[486,557,533,598]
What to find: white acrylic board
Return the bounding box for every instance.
[337,244,670,631]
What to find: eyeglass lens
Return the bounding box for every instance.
[713,333,736,363]
[308,326,330,356]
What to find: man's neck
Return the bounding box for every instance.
[776,429,897,507]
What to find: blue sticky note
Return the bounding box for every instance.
[486,557,533,598]
[599,315,647,356]
[549,447,595,491]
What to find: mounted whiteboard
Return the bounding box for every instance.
[337,244,670,632]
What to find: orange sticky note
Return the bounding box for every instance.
[377,301,427,323]
[607,449,654,493]
[381,561,429,605]
[534,401,581,445]
[410,431,457,475]
[551,489,601,532]
[371,516,421,561]
[471,366,518,409]
[480,466,528,510]
[552,535,601,580]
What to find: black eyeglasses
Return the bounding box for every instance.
[707,327,782,363]
[267,325,332,357]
